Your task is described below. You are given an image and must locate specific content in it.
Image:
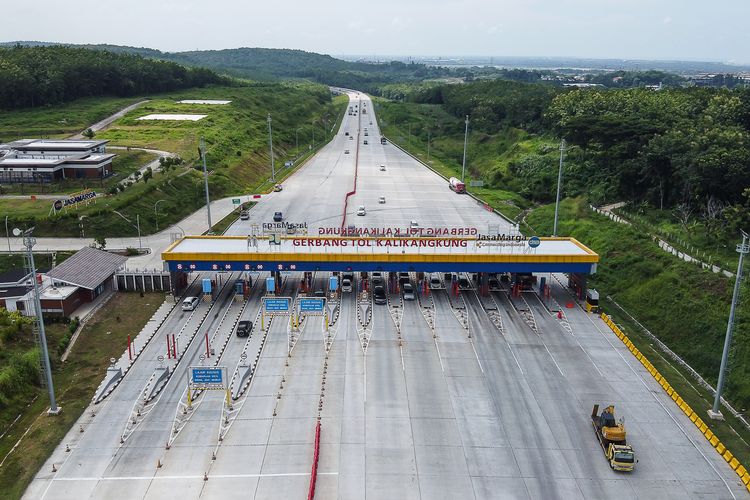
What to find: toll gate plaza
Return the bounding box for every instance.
[161,234,599,275]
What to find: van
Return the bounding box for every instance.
[181,296,199,311]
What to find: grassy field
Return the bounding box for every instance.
[1,84,348,237]
[0,292,166,500]
[0,252,74,275]
[0,96,144,142]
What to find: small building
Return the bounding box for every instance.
[12,247,127,318]
[0,139,115,184]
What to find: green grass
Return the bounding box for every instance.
[0,292,166,500]
[0,84,348,238]
[0,96,145,142]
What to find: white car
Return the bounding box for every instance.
[379,165,386,171]
[341,278,352,293]
[410,220,419,228]
[181,296,199,311]
[378,196,386,204]
[344,149,350,154]
[357,205,366,216]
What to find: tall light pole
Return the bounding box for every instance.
[16,228,60,415]
[553,139,566,237]
[5,215,10,251]
[136,214,142,249]
[154,199,167,232]
[461,115,469,182]
[710,231,749,419]
[200,137,213,233]
[267,114,275,183]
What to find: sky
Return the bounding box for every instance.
[4,0,750,64]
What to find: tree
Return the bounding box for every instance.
[142,167,153,183]
[94,235,106,250]
[82,128,95,139]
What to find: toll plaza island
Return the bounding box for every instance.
[161,230,599,299]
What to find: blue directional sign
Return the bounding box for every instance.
[264,297,291,312]
[191,367,223,385]
[299,298,325,312]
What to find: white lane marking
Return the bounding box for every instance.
[543,344,565,377]
[582,311,737,500]
[469,338,484,373]
[433,339,445,372]
[507,344,524,376]
[52,472,339,481]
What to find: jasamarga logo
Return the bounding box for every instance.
[477,233,527,242]
[263,221,308,231]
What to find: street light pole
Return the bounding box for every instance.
[710,231,749,419]
[267,113,275,183]
[200,137,213,233]
[154,199,167,232]
[21,230,60,415]
[461,115,469,183]
[5,215,10,251]
[136,214,142,250]
[553,139,566,237]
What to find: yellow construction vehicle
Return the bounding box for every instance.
[591,404,636,471]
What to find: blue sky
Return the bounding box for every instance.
[4,0,749,63]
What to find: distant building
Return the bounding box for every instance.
[0,139,115,184]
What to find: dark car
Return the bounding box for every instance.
[236,320,252,337]
[373,285,387,305]
[458,277,470,288]
[402,283,415,300]
[488,278,501,290]
[273,211,283,222]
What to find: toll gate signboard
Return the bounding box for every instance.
[299,298,325,313]
[264,297,291,313]
[189,366,227,390]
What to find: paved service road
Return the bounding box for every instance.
[24,92,749,499]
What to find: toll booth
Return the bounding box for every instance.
[568,273,587,301]
[585,289,599,313]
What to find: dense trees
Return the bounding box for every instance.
[0,45,226,109]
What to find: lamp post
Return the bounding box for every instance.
[267,114,275,183]
[5,215,10,251]
[553,139,566,237]
[154,199,167,232]
[16,228,60,415]
[200,138,213,233]
[709,231,749,419]
[461,115,469,183]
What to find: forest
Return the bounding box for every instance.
[0,45,227,109]
[399,80,750,231]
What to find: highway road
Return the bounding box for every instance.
[24,92,748,499]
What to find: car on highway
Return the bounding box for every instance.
[349,136,354,140]
[489,277,501,291]
[410,220,419,229]
[373,285,387,305]
[379,164,386,171]
[341,278,352,293]
[459,276,471,289]
[239,211,250,220]
[363,140,368,145]
[273,211,283,222]
[181,296,199,311]
[357,205,366,216]
[398,272,410,285]
[314,288,326,297]
[364,131,368,136]
[273,184,283,192]
[378,196,386,204]
[371,272,384,287]
[236,320,252,337]
[345,131,349,136]
[430,274,442,289]
[402,283,415,300]
[344,149,350,154]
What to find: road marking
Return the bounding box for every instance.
[543,344,564,376]
[52,472,339,482]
